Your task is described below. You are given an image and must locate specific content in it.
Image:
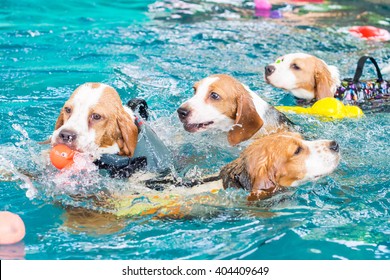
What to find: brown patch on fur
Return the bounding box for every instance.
[313,58,334,99]
[92,86,138,157]
[54,109,65,130]
[228,93,264,146]
[220,132,309,200]
[292,56,334,99]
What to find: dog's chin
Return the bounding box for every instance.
[265,76,276,86]
[307,159,340,182]
[183,121,214,133]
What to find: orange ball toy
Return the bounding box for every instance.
[50,144,75,169]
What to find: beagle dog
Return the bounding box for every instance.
[52,83,138,156]
[51,82,171,177]
[177,74,293,146]
[264,53,340,100]
[220,131,340,200]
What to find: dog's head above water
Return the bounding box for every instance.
[265,53,341,100]
[51,83,139,157]
[177,74,291,145]
[220,132,340,200]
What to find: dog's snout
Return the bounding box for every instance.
[265,65,276,76]
[329,141,339,153]
[177,107,190,121]
[59,129,77,143]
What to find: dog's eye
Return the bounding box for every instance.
[64,107,71,114]
[210,92,220,100]
[291,63,300,70]
[193,87,197,95]
[294,146,303,155]
[91,113,102,121]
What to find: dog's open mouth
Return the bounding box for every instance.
[184,121,214,132]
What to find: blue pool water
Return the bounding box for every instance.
[0,0,389,260]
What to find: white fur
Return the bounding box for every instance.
[291,139,340,186]
[382,64,390,75]
[123,106,136,122]
[328,65,341,93]
[291,88,316,100]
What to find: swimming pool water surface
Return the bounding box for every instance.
[0,0,389,260]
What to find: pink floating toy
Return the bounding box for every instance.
[254,0,282,18]
[255,0,272,10]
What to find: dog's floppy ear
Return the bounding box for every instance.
[245,145,278,201]
[116,107,138,157]
[228,93,263,146]
[248,167,277,200]
[54,108,65,130]
[314,60,335,100]
[220,157,252,191]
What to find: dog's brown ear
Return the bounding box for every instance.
[228,94,263,146]
[54,109,65,130]
[314,60,334,100]
[245,145,278,201]
[220,157,252,191]
[251,166,277,193]
[116,108,138,157]
[246,171,277,201]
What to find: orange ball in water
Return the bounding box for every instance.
[50,144,75,169]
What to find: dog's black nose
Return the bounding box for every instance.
[59,129,77,143]
[177,107,190,120]
[265,65,276,76]
[329,141,339,152]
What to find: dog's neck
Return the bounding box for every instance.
[244,86,292,134]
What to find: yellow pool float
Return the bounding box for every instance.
[111,181,223,218]
[276,98,364,120]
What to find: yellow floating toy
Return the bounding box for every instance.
[276,98,364,119]
[110,181,223,218]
